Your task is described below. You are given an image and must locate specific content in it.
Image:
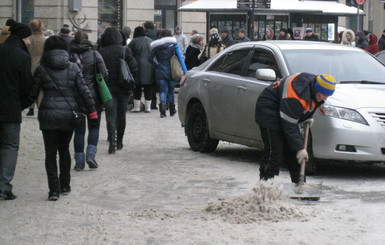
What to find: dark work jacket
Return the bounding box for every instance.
[99,27,138,96]
[255,73,323,152]
[222,35,234,48]
[0,35,33,123]
[32,49,96,131]
[148,37,177,81]
[69,40,108,111]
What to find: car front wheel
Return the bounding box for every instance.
[186,103,219,153]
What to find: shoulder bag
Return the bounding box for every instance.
[43,66,85,129]
[93,51,112,104]
[170,45,184,80]
[119,46,136,90]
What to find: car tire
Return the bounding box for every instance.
[186,103,219,153]
[306,131,318,175]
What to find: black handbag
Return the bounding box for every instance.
[43,66,85,129]
[119,46,136,90]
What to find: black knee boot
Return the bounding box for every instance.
[169,104,176,117]
[159,103,167,118]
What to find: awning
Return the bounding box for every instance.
[179,0,365,16]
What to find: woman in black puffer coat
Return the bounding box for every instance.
[32,36,97,201]
[99,26,138,154]
[69,30,108,171]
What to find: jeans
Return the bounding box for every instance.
[42,130,73,192]
[0,123,20,192]
[159,79,176,104]
[133,84,152,101]
[105,95,129,143]
[259,126,301,183]
[73,112,101,153]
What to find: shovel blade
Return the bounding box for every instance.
[283,183,322,201]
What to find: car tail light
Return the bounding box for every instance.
[179,75,187,87]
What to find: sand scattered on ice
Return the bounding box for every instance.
[205,181,316,224]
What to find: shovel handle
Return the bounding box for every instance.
[299,121,311,184]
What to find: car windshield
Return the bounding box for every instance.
[282,49,385,84]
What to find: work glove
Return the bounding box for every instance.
[296,149,308,165]
[88,112,99,128]
[302,118,314,128]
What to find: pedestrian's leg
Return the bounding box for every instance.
[259,126,283,180]
[58,130,73,194]
[73,121,86,171]
[143,85,152,113]
[168,80,177,116]
[131,85,142,112]
[159,79,167,118]
[42,129,60,200]
[105,98,117,154]
[0,123,20,199]
[150,83,158,110]
[116,95,129,150]
[86,111,101,168]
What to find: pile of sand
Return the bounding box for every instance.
[205,181,316,224]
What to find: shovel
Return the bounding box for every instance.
[288,121,321,201]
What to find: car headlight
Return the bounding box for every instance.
[319,101,368,125]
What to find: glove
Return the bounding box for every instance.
[296,149,308,165]
[88,112,98,128]
[302,118,314,128]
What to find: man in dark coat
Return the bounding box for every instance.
[220,28,234,48]
[0,23,33,200]
[378,30,385,51]
[255,73,336,184]
[303,27,319,41]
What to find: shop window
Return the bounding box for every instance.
[19,0,34,25]
[98,0,122,36]
[155,0,176,31]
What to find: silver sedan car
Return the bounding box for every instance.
[178,41,385,174]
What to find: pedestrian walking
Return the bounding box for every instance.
[198,28,226,63]
[238,28,251,42]
[31,36,97,201]
[0,23,33,200]
[355,31,369,49]
[143,21,158,110]
[185,34,204,70]
[69,30,108,171]
[220,28,234,48]
[128,26,154,113]
[255,73,336,183]
[26,19,46,116]
[174,26,188,56]
[365,33,380,55]
[99,26,138,153]
[148,29,178,118]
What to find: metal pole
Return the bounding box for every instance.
[368,0,373,33]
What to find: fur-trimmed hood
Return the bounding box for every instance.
[150,37,176,49]
[341,29,356,45]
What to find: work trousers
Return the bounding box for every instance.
[0,123,20,192]
[259,126,301,183]
[42,130,73,192]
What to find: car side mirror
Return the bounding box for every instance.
[256,68,276,81]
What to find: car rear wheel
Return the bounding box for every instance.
[186,103,219,153]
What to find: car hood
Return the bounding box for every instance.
[328,84,385,109]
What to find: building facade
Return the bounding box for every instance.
[0,0,384,44]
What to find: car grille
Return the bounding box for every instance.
[369,112,385,129]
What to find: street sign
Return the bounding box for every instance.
[356,0,365,4]
[236,0,271,9]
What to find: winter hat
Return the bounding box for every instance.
[5,18,16,27]
[43,35,68,52]
[123,26,131,38]
[9,23,32,39]
[133,26,145,38]
[306,27,313,33]
[60,27,70,34]
[190,34,203,44]
[30,19,44,33]
[315,74,336,96]
[209,28,219,36]
[175,26,182,31]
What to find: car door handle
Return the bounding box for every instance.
[202,78,210,85]
[237,86,247,91]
